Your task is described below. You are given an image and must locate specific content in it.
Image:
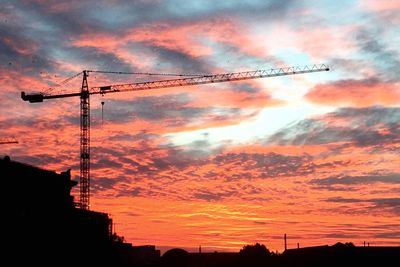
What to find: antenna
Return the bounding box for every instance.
[101,101,105,127]
[284,233,287,251]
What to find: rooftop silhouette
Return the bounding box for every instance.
[2,155,399,266]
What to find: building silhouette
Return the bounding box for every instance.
[282,242,400,267]
[1,155,159,266]
[2,155,399,266]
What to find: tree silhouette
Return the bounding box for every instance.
[238,243,272,266]
[240,243,271,256]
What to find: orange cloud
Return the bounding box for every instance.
[305,79,400,107]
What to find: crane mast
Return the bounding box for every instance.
[80,70,90,210]
[21,64,329,209]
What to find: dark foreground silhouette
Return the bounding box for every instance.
[2,155,159,266]
[2,156,399,266]
[159,242,400,267]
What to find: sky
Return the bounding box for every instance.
[1,0,400,253]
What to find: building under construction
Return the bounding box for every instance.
[1,155,159,266]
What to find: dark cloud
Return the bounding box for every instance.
[190,183,265,202]
[324,197,400,215]
[213,152,314,181]
[92,158,123,169]
[108,131,159,142]
[112,181,177,198]
[324,197,364,203]
[325,233,359,239]
[372,198,400,215]
[253,221,267,225]
[311,174,400,186]
[80,0,298,29]
[0,116,71,130]
[150,45,211,74]
[0,20,56,77]
[192,189,233,201]
[90,137,210,180]
[12,154,64,167]
[333,107,400,126]
[372,232,400,239]
[158,0,298,22]
[228,82,260,93]
[356,29,400,81]
[13,1,101,36]
[115,186,144,197]
[92,177,119,192]
[94,93,203,123]
[268,118,342,145]
[66,46,134,72]
[189,183,263,202]
[94,93,243,127]
[268,107,400,147]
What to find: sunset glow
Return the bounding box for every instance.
[1,0,399,253]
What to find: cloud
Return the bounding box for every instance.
[95,92,265,134]
[268,106,400,147]
[92,158,123,169]
[108,131,159,142]
[311,174,400,186]
[149,45,212,74]
[306,79,400,107]
[325,233,359,239]
[212,152,314,181]
[11,154,64,167]
[99,93,204,123]
[192,188,235,201]
[355,30,400,81]
[363,0,400,12]
[0,18,56,78]
[373,231,400,239]
[92,177,120,192]
[324,197,400,215]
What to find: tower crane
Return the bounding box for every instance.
[21,64,329,209]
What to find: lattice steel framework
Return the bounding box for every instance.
[21,64,329,209]
[80,70,90,210]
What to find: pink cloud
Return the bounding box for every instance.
[0,67,50,94]
[71,17,272,64]
[363,0,400,11]
[306,79,400,107]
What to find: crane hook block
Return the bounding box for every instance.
[21,92,44,103]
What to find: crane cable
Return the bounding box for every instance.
[42,70,209,95]
[43,71,83,95]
